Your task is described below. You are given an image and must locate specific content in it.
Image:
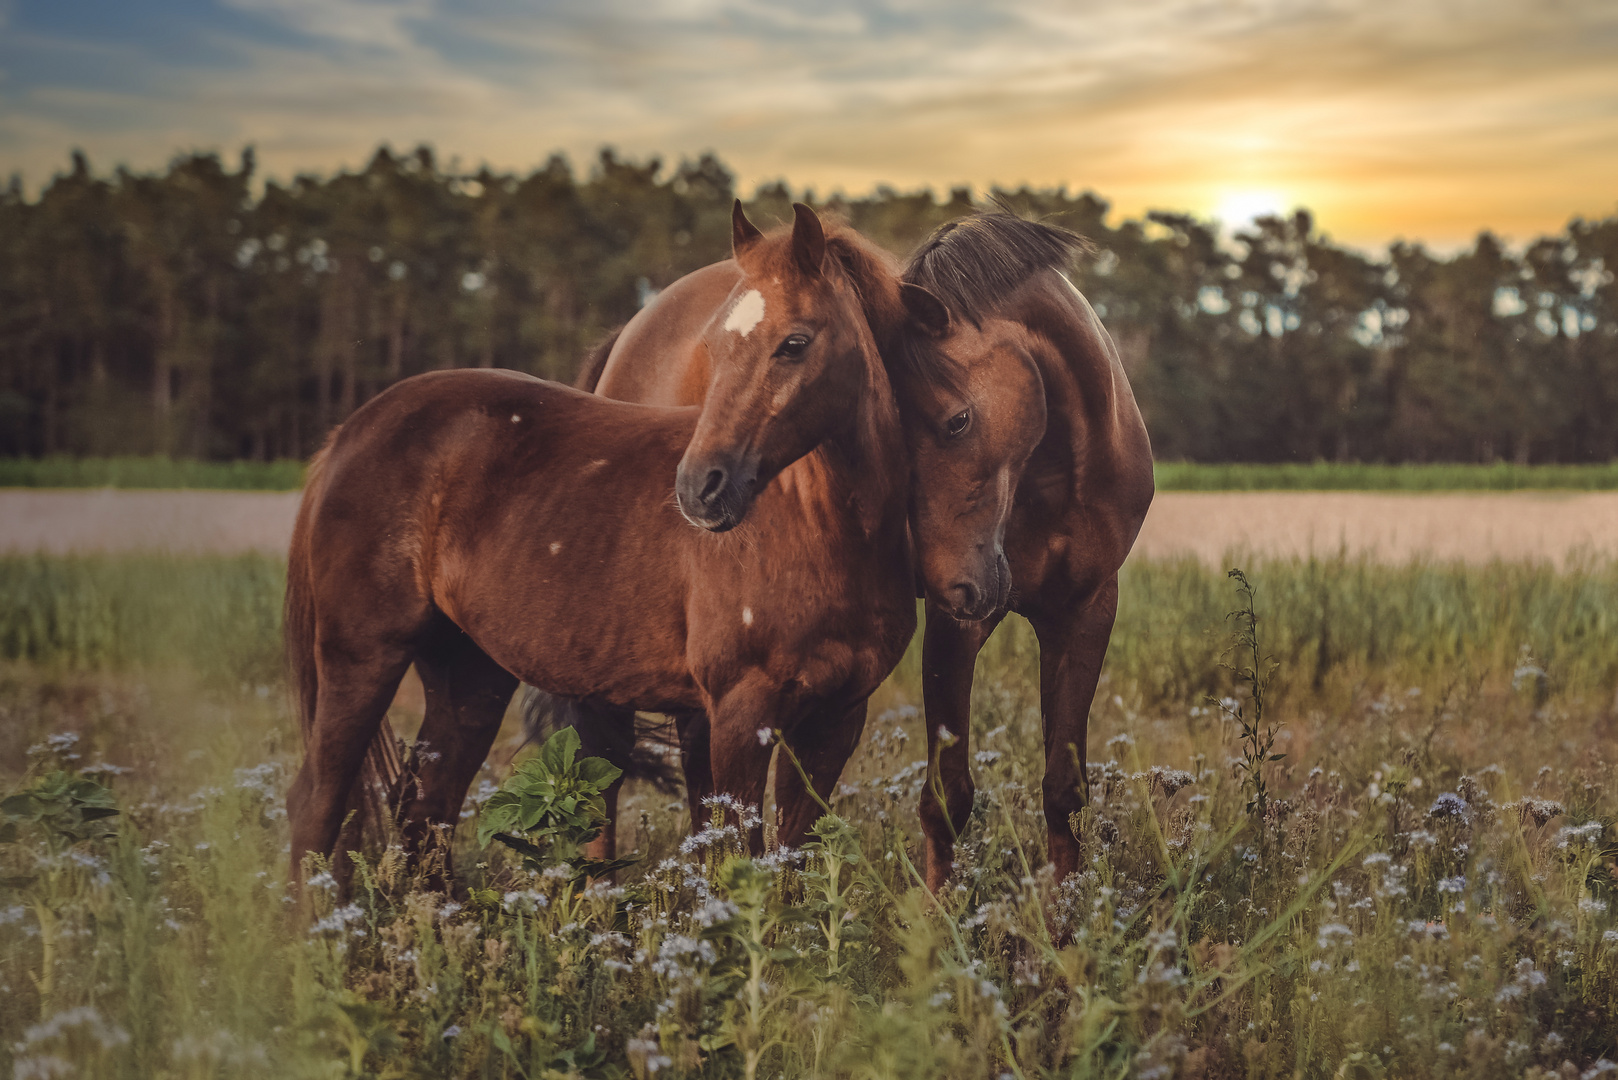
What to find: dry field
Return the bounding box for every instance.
[5,488,1618,564]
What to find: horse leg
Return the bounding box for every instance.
[705,678,788,854]
[773,699,867,850]
[568,701,637,861]
[919,607,1003,891]
[401,630,518,882]
[674,711,715,834]
[288,643,415,888]
[1029,574,1119,883]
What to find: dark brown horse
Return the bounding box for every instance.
[576,211,1153,887]
[540,207,1051,859]
[284,205,1024,880]
[905,213,1153,887]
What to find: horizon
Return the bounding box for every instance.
[2,0,1615,252]
[10,139,1611,261]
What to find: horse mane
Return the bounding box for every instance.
[821,218,967,398]
[902,208,1091,328]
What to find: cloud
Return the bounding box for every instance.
[0,0,1614,247]
[218,0,434,50]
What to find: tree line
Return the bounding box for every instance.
[1,145,1614,463]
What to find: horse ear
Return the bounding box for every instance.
[732,200,763,256]
[900,283,951,337]
[791,203,826,276]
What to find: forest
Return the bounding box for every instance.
[1,145,1614,464]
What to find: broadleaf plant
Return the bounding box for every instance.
[477,726,632,879]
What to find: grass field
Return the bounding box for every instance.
[0,456,306,491]
[9,455,1618,492]
[2,553,1616,1078]
[1152,461,1618,492]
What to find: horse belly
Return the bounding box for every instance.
[433,530,702,714]
[461,596,700,712]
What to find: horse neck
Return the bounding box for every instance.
[1018,271,1154,513]
[828,231,911,368]
[815,335,908,541]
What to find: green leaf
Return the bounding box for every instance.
[476,793,523,847]
[575,756,624,790]
[575,854,641,879]
[538,726,582,775]
[491,832,549,861]
[0,794,38,820]
[518,794,550,831]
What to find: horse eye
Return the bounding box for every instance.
[776,333,811,360]
[946,410,971,439]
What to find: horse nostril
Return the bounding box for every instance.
[699,468,727,504]
[949,581,980,614]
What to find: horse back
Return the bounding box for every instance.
[597,261,741,406]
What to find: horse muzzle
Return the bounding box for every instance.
[942,549,1012,622]
[675,453,760,532]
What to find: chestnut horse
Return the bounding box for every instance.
[284,206,1015,879]
[533,207,1051,859]
[574,211,1153,887]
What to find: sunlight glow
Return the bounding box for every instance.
[1213,189,1289,229]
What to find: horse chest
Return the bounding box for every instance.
[689,576,913,703]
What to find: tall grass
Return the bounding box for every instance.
[2,554,1617,1077]
[0,554,286,686]
[7,552,1618,708]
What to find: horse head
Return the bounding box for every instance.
[894,288,1047,622]
[675,202,879,531]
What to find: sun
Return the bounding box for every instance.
[1212,189,1289,228]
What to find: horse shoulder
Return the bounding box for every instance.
[1012,274,1155,586]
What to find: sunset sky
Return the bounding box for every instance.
[1,0,1615,251]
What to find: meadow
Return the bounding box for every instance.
[2,552,1617,1079]
[10,456,1618,493]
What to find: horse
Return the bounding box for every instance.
[572,210,1153,887]
[529,206,1053,861]
[283,204,1028,881]
[904,212,1154,886]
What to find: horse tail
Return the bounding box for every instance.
[518,686,682,791]
[573,326,623,392]
[284,440,331,742]
[285,435,403,846]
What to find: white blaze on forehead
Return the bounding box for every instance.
[742,606,754,627]
[724,289,766,336]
